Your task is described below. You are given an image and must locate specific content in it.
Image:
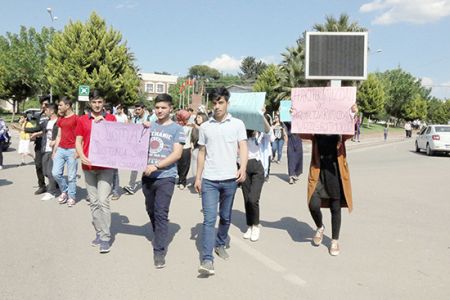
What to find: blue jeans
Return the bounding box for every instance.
[201,178,238,262]
[52,147,78,199]
[272,138,284,161]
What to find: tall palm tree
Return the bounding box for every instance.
[313,14,366,32]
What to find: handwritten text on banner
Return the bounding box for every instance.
[89,121,150,171]
[291,87,356,135]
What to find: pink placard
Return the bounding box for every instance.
[291,87,356,135]
[89,121,150,171]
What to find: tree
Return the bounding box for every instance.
[253,64,280,113]
[208,74,242,88]
[239,56,267,84]
[0,26,54,119]
[357,73,386,123]
[188,65,221,81]
[45,12,140,106]
[380,68,431,121]
[426,98,449,124]
[275,43,305,101]
[313,14,367,32]
[403,94,427,121]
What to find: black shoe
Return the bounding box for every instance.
[154,255,166,269]
[34,187,47,195]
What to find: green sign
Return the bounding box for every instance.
[78,85,90,101]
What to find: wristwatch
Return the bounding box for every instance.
[155,162,161,170]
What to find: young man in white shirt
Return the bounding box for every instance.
[195,87,248,275]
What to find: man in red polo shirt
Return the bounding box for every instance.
[52,97,78,207]
[75,90,116,253]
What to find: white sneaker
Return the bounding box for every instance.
[250,225,260,242]
[329,240,340,256]
[243,227,252,239]
[41,193,55,201]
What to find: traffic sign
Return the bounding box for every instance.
[78,85,90,101]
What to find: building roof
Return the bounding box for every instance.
[226,84,253,93]
[140,73,178,83]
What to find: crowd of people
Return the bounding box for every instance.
[0,87,357,276]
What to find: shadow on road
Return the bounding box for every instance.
[190,223,203,261]
[110,212,181,252]
[232,209,318,244]
[409,150,450,158]
[269,172,290,182]
[0,178,13,187]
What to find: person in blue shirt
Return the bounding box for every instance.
[141,94,185,269]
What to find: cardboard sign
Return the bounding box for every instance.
[228,92,266,132]
[279,100,292,122]
[291,87,356,134]
[89,121,150,171]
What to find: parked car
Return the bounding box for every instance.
[415,125,450,156]
[23,108,41,121]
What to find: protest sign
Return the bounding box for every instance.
[291,87,356,135]
[279,100,292,122]
[89,121,150,171]
[228,92,266,132]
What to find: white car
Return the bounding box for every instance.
[415,125,450,156]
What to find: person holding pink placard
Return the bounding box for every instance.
[75,90,117,254]
[300,104,358,256]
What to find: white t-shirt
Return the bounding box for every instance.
[247,133,263,161]
[45,119,57,152]
[183,125,192,149]
[115,113,128,123]
[198,114,247,181]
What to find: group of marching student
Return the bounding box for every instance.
[10,86,356,276]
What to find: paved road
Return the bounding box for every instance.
[0,133,449,299]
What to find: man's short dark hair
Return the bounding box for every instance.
[39,95,51,104]
[90,89,104,101]
[187,108,194,113]
[59,96,73,107]
[47,103,58,112]
[211,87,230,102]
[154,93,173,105]
[134,102,146,108]
[104,103,113,113]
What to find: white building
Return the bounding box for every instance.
[140,73,178,101]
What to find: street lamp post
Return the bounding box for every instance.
[46,8,57,103]
[46,7,58,22]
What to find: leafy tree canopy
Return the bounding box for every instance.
[357,73,386,120]
[45,12,140,106]
[253,64,280,113]
[239,56,267,84]
[0,26,54,113]
[188,65,221,81]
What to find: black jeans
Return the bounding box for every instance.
[309,189,342,240]
[142,176,176,256]
[177,148,191,186]
[241,159,265,226]
[42,152,58,195]
[34,149,46,188]
[0,140,4,166]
